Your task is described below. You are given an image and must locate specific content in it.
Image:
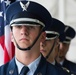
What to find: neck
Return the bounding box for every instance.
[47,55,55,64]
[56,56,65,63]
[15,48,40,65]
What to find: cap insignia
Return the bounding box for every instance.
[64,26,69,32]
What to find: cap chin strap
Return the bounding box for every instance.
[46,37,57,59]
[12,27,44,51]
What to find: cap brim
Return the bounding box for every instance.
[10,18,45,27]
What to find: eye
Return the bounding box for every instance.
[14,26,22,29]
[27,26,35,30]
[30,26,35,29]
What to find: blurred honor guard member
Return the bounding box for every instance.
[40,18,70,75]
[56,25,76,74]
[0,1,67,75]
[40,18,66,64]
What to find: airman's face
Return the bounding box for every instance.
[40,39,56,57]
[58,42,70,58]
[11,25,45,49]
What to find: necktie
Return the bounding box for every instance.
[20,66,29,75]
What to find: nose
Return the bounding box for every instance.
[40,42,44,50]
[59,43,64,51]
[41,41,46,49]
[20,26,29,36]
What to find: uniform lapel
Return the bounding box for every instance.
[63,59,69,69]
[55,60,62,67]
[34,55,47,75]
[6,57,18,75]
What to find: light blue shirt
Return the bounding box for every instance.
[51,60,55,65]
[60,60,64,66]
[15,55,41,75]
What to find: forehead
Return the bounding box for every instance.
[45,39,55,43]
[60,43,70,47]
[11,24,42,31]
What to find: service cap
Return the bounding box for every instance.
[6,1,52,31]
[46,18,65,42]
[63,25,76,43]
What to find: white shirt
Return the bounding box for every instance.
[15,55,41,75]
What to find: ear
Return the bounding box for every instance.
[55,38,59,48]
[41,32,46,42]
[55,38,59,51]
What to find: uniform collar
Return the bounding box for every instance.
[15,55,41,74]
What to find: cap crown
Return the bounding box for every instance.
[6,1,52,31]
[63,25,76,43]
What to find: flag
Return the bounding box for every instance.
[0,0,15,66]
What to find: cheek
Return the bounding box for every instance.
[11,31,19,43]
[64,48,68,53]
[48,42,53,50]
[40,32,46,42]
[30,33,37,41]
[46,44,51,51]
[10,32,13,42]
[59,44,63,50]
[40,42,43,50]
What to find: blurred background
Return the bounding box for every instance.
[29,0,76,63]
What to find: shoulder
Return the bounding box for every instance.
[0,62,9,74]
[46,61,69,75]
[0,57,15,75]
[40,55,69,75]
[0,57,15,70]
[68,60,76,65]
[63,59,76,74]
[0,62,9,69]
[64,59,76,67]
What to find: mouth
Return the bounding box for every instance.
[19,38,29,41]
[59,56,64,59]
[40,49,46,53]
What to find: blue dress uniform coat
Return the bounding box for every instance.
[63,59,76,74]
[55,60,62,67]
[55,60,71,75]
[0,56,70,75]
